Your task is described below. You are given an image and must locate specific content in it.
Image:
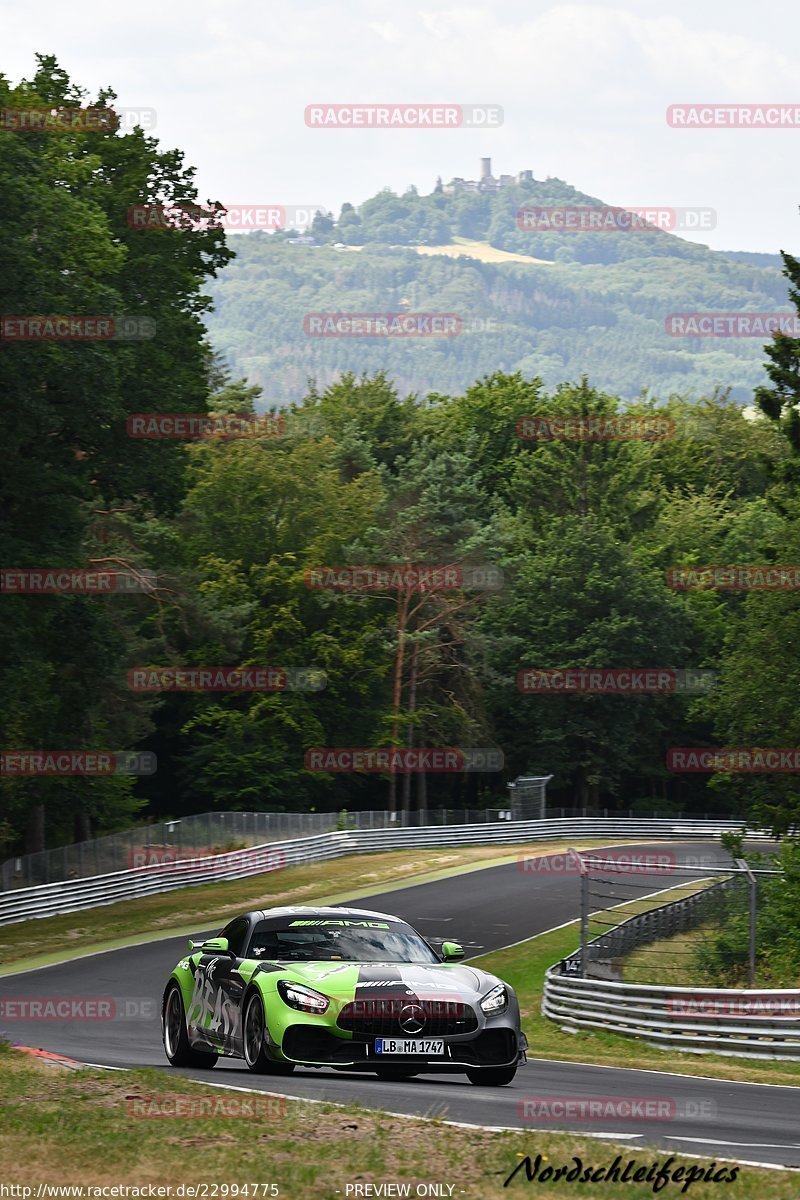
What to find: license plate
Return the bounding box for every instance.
[374,1038,445,1056]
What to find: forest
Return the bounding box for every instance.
[205,177,790,403]
[1,58,799,858]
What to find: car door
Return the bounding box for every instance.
[187,917,250,1055]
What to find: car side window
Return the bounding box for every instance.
[220,916,249,958]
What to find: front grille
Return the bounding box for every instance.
[337,997,478,1038]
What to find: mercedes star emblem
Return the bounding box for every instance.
[399,1003,426,1034]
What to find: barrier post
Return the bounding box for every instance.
[569,847,588,978]
[736,857,758,985]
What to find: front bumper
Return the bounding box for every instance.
[279,1023,523,1071]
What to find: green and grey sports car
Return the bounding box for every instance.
[162,905,527,1085]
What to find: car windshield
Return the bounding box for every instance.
[247,917,440,963]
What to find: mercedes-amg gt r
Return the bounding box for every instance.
[162,905,526,1085]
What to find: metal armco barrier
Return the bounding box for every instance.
[542,972,800,1061]
[2,808,508,890]
[542,875,799,1061]
[0,816,765,927]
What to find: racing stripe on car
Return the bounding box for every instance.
[353,965,411,998]
[352,964,416,1020]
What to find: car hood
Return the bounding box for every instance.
[270,959,498,1001]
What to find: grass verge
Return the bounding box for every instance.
[474,899,800,1088]
[0,1044,796,1197]
[621,923,800,989]
[622,925,713,986]
[0,839,643,975]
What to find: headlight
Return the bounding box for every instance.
[480,984,508,1015]
[277,980,330,1014]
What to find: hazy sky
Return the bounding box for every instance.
[3,0,798,253]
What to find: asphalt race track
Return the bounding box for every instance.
[2,841,799,1168]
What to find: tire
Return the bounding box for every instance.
[242,991,295,1075]
[163,983,219,1069]
[374,1067,419,1081]
[466,1064,517,1087]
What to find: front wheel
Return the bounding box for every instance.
[163,984,218,1069]
[242,992,295,1075]
[466,1065,517,1087]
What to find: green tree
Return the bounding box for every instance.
[344,439,505,813]
[0,56,231,850]
[483,518,693,809]
[755,251,800,486]
[174,423,389,810]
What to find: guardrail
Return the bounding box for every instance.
[0,816,765,927]
[542,874,800,1061]
[543,973,800,1061]
[2,808,511,891]
[3,805,736,890]
[0,809,356,891]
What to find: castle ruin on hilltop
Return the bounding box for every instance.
[443,158,534,194]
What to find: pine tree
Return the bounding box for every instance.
[755,251,800,481]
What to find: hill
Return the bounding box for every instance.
[204,174,790,404]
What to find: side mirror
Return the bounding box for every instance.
[441,941,464,962]
[188,936,230,955]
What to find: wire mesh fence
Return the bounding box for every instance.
[0,807,512,890]
[0,806,756,892]
[563,848,782,985]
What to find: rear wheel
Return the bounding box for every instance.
[163,984,218,1069]
[243,992,295,1075]
[466,1065,517,1087]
